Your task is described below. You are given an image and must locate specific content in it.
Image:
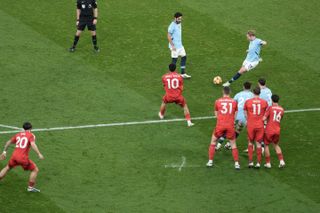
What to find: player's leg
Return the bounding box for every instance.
[255,141,262,168]
[183,104,193,127]
[264,145,271,168]
[0,165,10,180]
[223,66,247,87]
[215,135,226,150]
[159,101,166,119]
[227,127,240,170]
[70,29,84,52]
[171,48,178,65]
[26,161,40,192]
[179,48,191,78]
[273,142,285,168]
[89,23,99,52]
[247,129,255,167]
[207,133,218,167]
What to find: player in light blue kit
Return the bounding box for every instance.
[223,30,267,87]
[216,82,254,150]
[167,12,191,79]
[258,78,272,106]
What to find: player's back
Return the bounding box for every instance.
[234,90,254,112]
[215,97,238,127]
[162,72,183,98]
[246,38,262,62]
[244,97,268,128]
[11,131,35,158]
[265,105,284,133]
[260,87,272,106]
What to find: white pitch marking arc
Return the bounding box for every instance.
[0,108,319,135]
[0,124,21,130]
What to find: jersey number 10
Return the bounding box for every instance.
[166,78,179,89]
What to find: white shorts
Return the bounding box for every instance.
[242,60,259,71]
[170,47,186,58]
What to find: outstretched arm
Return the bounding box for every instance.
[30,142,44,160]
[0,140,12,160]
[261,40,267,46]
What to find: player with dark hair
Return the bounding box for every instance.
[223,30,267,86]
[0,122,44,192]
[69,0,99,52]
[244,87,268,168]
[263,95,286,168]
[207,87,240,169]
[159,64,194,127]
[167,12,191,79]
[258,78,272,106]
[216,81,253,150]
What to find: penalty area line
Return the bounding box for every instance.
[0,124,21,130]
[0,108,319,135]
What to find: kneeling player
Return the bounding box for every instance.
[263,95,285,168]
[0,122,44,192]
[207,87,240,170]
[159,64,194,127]
[244,87,268,168]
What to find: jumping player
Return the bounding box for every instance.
[244,87,268,168]
[0,122,44,192]
[159,63,194,127]
[206,87,240,170]
[167,12,191,79]
[263,95,286,168]
[223,30,267,87]
[216,81,253,150]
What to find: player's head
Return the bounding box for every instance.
[169,63,176,72]
[247,30,256,41]
[243,81,252,90]
[223,86,231,96]
[271,94,280,103]
[23,122,32,131]
[253,86,261,96]
[174,12,183,24]
[258,78,266,87]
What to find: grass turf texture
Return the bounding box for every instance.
[0,0,319,212]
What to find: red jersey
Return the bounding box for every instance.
[265,105,284,134]
[162,72,183,98]
[244,97,268,128]
[10,131,35,159]
[215,97,238,127]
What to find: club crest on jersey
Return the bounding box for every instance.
[82,4,86,9]
[88,4,92,8]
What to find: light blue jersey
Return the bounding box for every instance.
[234,90,254,123]
[260,87,272,106]
[168,21,183,49]
[245,38,263,62]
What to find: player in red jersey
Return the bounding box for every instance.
[206,87,240,169]
[244,87,268,168]
[0,122,44,192]
[159,63,194,127]
[263,94,285,168]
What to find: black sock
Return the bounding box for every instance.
[172,58,178,65]
[73,36,80,48]
[92,35,97,47]
[181,56,187,74]
[228,72,241,83]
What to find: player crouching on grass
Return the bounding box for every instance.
[206,87,240,170]
[0,122,44,192]
[159,63,194,127]
[263,95,286,168]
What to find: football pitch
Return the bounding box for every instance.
[0,0,320,212]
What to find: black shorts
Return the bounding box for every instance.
[77,20,96,31]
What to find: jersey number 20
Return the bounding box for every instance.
[16,137,28,149]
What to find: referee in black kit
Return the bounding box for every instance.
[69,0,99,52]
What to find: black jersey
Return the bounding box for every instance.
[77,0,97,19]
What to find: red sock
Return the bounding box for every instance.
[208,144,216,160]
[232,148,239,162]
[185,113,191,121]
[277,153,284,161]
[257,147,262,163]
[265,156,271,164]
[248,144,253,162]
[28,181,35,188]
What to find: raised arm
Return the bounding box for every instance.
[0,140,12,160]
[261,40,267,46]
[30,142,44,160]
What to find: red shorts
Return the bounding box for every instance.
[264,132,280,145]
[214,126,236,140]
[162,95,186,107]
[247,127,264,142]
[8,156,36,171]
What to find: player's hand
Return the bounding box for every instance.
[38,153,44,160]
[93,19,97,25]
[76,21,79,26]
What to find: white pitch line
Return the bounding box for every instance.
[0,108,319,135]
[179,156,186,172]
[0,124,21,130]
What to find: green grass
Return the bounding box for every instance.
[0,0,319,212]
